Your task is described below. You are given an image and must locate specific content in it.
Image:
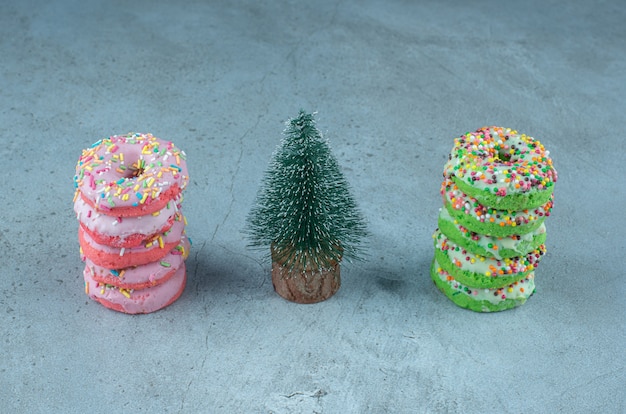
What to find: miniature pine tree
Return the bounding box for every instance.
[247,110,367,272]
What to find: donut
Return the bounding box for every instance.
[441,177,553,238]
[79,218,186,268]
[433,228,545,289]
[443,126,557,210]
[73,132,189,217]
[431,259,535,312]
[74,195,182,248]
[84,263,187,314]
[437,207,546,260]
[85,236,190,290]
[432,127,557,312]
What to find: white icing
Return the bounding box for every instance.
[433,259,535,305]
[434,228,544,277]
[441,178,552,229]
[438,207,546,259]
[442,126,557,194]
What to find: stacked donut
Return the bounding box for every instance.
[431,126,557,312]
[73,133,190,314]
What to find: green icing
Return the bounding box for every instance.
[451,175,554,210]
[444,201,545,238]
[434,247,530,289]
[430,260,534,313]
[437,210,547,259]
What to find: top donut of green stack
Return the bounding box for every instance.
[443,126,558,211]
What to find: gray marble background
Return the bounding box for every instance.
[1,0,624,412]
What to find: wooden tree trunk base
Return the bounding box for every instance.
[271,261,341,304]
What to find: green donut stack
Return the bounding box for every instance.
[431,126,558,312]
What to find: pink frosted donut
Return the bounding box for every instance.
[79,218,186,268]
[84,263,187,314]
[85,236,190,290]
[74,195,183,248]
[73,132,189,217]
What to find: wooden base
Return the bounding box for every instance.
[271,261,341,304]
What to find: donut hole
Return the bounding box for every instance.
[492,145,516,164]
[129,166,145,178]
[127,159,146,178]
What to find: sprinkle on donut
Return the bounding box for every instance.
[430,259,535,312]
[441,178,553,237]
[74,132,189,217]
[443,126,557,210]
[433,228,545,289]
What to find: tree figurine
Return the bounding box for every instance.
[247,110,367,303]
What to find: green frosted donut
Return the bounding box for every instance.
[437,207,547,259]
[450,175,554,211]
[443,126,557,210]
[431,259,535,313]
[441,178,552,237]
[433,228,545,289]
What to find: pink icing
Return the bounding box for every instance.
[84,263,187,314]
[84,236,189,289]
[74,195,181,247]
[73,133,189,214]
[79,219,186,268]
[81,218,184,254]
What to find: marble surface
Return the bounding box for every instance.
[1,0,624,412]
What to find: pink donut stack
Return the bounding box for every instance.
[73,133,191,314]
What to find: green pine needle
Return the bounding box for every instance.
[246,110,367,271]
